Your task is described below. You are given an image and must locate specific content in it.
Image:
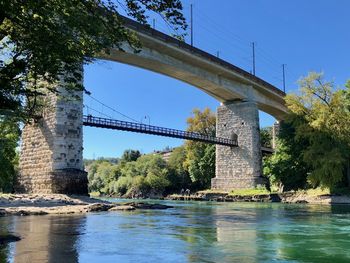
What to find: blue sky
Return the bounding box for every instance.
[83,0,350,159]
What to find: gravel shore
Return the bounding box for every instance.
[0,194,172,216]
[167,192,350,204]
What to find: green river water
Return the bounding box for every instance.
[0,200,350,262]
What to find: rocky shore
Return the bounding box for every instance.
[166,191,350,204]
[0,194,173,216]
[1,190,349,217]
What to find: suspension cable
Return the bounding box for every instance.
[85,92,141,123]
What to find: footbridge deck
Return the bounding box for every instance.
[83,115,275,155]
[83,115,237,147]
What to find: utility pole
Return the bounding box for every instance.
[152,18,156,29]
[190,4,193,46]
[282,64,286,92]
[251,42,256,75]
[216,51,220,58]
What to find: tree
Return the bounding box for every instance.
[87,160,120,194]
[0,116,20,192]
[260,126,272,148]
[0,0,187,120]
[118,154,170,197]
[184,108,216,190]
[167,146,191,192]
[284,72,350,188]
[121,149,141,163]
[263,120,309,192]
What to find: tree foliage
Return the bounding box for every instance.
[263,121,309,192]
[265,72,350,190]
[184,108,216,190]
[87,150,171,197]
[121,149,141,163]
[0,0,187,120]
[86,108,218,196]
[286,73,350,188]
[0,116,20,192]
[260,126,272,148]
[167,146,191,191]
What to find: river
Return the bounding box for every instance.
[1,200,350,262]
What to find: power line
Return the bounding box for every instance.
[193,8,296,88]
[195,22,251,56]
[196,11,250,48]
[193,16,287,81]
[194,23,252,63]
[85,92,141,123]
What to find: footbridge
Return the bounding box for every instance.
[83,115,274,155]
[18,15,287,194]
[83,115,238,147]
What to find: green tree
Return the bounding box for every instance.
[115,154,170,197]
[121,149,141,163]
[87,161,120,194]
[263,121,309,192]
[1,0,187,120]
[285,72,350,188]
[167,146,191,192]
[184,108,216,190]
[260,126,272,148]
[0,116,20,192]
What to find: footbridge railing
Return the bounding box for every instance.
[83,115,238,147]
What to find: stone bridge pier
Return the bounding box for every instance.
[211,101,266,191]
[17,80,88,194]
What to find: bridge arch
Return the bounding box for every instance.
[98,18,287,120]
[17,17,287,194]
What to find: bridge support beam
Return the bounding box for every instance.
[17,76,88,194]
[211,101,266,191]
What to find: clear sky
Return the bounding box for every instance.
[83,0,350,159]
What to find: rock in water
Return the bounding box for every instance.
[124,202,173,210]
[85,203,115,212]
[109,205,136,211]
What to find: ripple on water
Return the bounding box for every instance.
[0,201,349,262]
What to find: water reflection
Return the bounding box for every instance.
[0,215,85,263]
[0,202,349,262]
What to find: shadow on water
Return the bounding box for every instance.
[0,215,86,263]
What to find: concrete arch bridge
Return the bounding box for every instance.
[18,16,287,194]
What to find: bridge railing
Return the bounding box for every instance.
[83,115,238,147]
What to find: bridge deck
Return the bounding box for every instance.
[83,115,237,147]
[121,16,286,97]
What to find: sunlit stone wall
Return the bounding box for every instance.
[18,77,88,194]
[211,101,266,190]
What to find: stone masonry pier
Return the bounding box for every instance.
[211,101,266,190]
[18,86,88,194]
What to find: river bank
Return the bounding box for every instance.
[0,194,172,216]
[1,189,350,217]
[166,190,350,204]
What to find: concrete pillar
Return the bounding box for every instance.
[17,72,88,194]
[211,101,266,191]
[272,121,280,149]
